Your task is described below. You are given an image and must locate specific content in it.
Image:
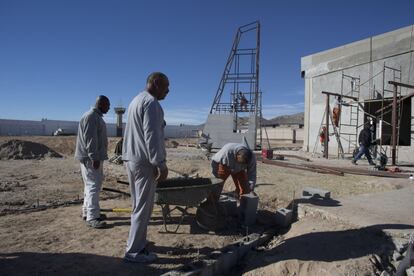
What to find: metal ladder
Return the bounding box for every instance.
[339,73,361,155]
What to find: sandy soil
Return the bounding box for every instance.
[0,136,411,275]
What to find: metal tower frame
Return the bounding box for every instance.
[209,21,262,146]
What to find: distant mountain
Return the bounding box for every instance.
[229,112,304,127]
[262,112,304,126]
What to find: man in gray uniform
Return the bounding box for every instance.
[211,142,256,198]
[75,95,110,229]
[122,72,169,263]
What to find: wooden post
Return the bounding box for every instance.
[292,129,296,144]
[325,94,330,158]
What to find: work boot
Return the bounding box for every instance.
[82,213,107,221]
[86,218,106,229]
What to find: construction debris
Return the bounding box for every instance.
[162,228,278,276]
[261,157,411,179]
[262,158,344,176]
[302,187,331,199]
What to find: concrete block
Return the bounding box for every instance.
[406,267,414,276]
[393,251,403,262]
[275,208,293,227]
[302,187,331,199]
[395,240,409,254]
[219,196,238,217]
[239,193,259,226]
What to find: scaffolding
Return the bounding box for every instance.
[209,21,262,147]
[378,65,402,161]
[314,63,413,165]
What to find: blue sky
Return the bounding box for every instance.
[1,0,413,125]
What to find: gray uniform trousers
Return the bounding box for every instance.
[81,160,104,221]
[125,161,156,257]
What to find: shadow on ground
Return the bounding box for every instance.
[291,197,342,207]
[0,245,213,276]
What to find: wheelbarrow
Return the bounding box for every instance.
[155,177,223,233]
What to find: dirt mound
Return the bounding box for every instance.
[165,139,179,148]
[0,139,63,160]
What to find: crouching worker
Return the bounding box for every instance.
[211,143,256,199]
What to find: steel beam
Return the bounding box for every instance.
[391,83,397,165]
[324,94,329,158]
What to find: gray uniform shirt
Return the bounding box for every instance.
[122,90,166,169]
[75,108,108,161]
[211,143,257,187]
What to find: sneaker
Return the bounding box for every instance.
[82,213,107,221]
[351,160,357,165]
[124,249,157,263]
[86,218,106,229]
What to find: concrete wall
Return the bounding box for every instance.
[301,25,414,162]
[0,119,201,138]
[262,126,304,142]
[203,114,257,149]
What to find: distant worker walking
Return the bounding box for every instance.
[75,95,110,229]
[352,124,375,165]
[211,142,256,199]
[122,72,170,263]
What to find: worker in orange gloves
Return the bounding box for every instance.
[211,143,256,199]
[332,96,342,127]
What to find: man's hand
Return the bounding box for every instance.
[92,160,100,170]
[155,166,168,182]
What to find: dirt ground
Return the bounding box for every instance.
[0,136,412,275]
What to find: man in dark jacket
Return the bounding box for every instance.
[352,124,375,165]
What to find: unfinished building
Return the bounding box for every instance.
[301,24,414,163]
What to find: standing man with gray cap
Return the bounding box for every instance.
[122,72,169,263]
[75,95,110,229]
